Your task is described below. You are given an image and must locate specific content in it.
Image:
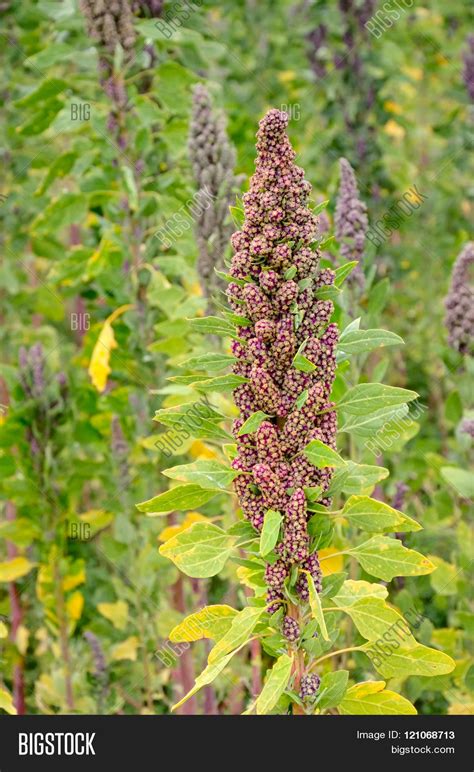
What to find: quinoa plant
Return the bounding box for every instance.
[445,241,474,355]
[139,109,454,715]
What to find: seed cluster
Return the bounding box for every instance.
[335,157,368,285]
[299,673,321,701]
[445,242,474,355]
[189,85,242,307]
[80,0,136,53]
[228,109,338,614]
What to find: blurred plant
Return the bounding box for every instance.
[188,84,241,308]
[335,158,368,286]
[445,242,474,355]
[463,35,474,102]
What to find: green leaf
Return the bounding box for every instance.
[440,467,474,499]
[349,536,435,581]
[339,496,421,533]
[303,439,346,469]
[159,522,235,578]
[163,461,238,490]
[313,199,329,215]
[339,329,404,354]
[256,653,294,715]
[238,411,272,435]
[193,375,249,393]
[293,352,316,373]
[188,316,239,338]
[137,484,221,515]
[335,462,389,495]
[332,580,388,606]
[339,404,409,436]
[260,510,283,557]
[338,383,418,415]
[317,670,349,711]
[169,605,238,642]
[366,642,455,678]
[429,556,459,596]
[178,353,235,372]
[306,571,329,641]
[32,193,89,233]
[15,78,68,107]
[334,261,358,287]
[338,683,417,715]
[334,597,416,646]
[208,606,266,664]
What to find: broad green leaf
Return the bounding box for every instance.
[332,580,388,606]
[238,411,272,435]
[137,484,221,515]
[366,642,456,678]
[349,536,435,581]
[0,687,16,715]
[0,557,36,582]
[193,375,249,393]
[334,597,416,646]
[306,571,329,641]
[260,510,283,557]
[335,462,389,495]
[169,605,238,642]
[441,467,474,499]
[304,439,346,469]
[317,670,349,711]
[178,353,235,372]
[339,404,409,436]
[159,523,235,578]
[338,683,417,715]
[338,383,418,415]
[256,653,294,715]
[163,461,238,490]
[339,496,421,533]
[188,316,239,338]
[208,606,266,664]
[339,329,404,354]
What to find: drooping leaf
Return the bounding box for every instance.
[256,653,294,715]
[208,605,266,664]
[88,304,133,393]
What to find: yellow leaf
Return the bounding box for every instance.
[169,605,238,642]
[0,687,16,715]
[278,70,296,83]
[384,120,405,140]
[402,65,423,81]
[110,635,139,661]
[0,557,36,582]
[384,100,402,115]
[188,441,218,460]
[62,566,85,592]
[319,548,344,576]
[15,625,29,655]
[159,512,207,543]
[0,620,8,638]
[98,600,129,630]
[349,680,386,698]
[67,591,84,621]
[88,304,133,392]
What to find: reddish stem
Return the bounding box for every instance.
[171,573,197,715]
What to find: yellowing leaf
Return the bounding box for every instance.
[319,548,344,576]
[98,600,129,630]
[347,680,386,698]
[384,120,405,140]
[0,557,36,582]
[278,70,296,83]
[169,605,238,642]
[402,65,423,81]
[0,687,16,715]
[188,441,218,460]
[62,565,86,592]
[159,512,207,543]
[67,591,84,621]
[0,620,8,638]
[110,635,139,661]
[88,304,133,392]
[339,683,417,715]
[15,625,29,655]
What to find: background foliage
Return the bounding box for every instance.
[0,0,472,715]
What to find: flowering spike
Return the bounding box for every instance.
[334,157,368,284]
[445,242,474,354]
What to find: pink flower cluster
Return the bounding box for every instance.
[228,110,338,614]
